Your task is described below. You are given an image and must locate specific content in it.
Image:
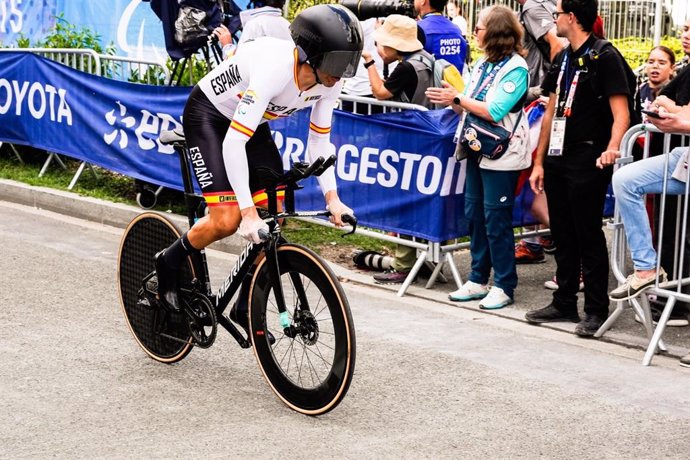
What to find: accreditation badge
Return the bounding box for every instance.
[548,117,566,156]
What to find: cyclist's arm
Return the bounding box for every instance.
[223,85,281,210]
[307,90,340,195]
[308,87,354,225]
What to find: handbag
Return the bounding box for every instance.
[456,57,523,161]
[458,110,523,161]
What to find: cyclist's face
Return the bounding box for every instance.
[316,69,341,87]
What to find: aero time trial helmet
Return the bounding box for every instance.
[290,4,363,79]
[248,0,286,8]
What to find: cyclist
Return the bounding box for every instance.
[156,4,362,331]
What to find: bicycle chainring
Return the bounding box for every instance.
[184,293,217,349]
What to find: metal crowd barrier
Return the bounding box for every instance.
[0,48,169,189]
[601,123,690,365]
[319,95,551,297]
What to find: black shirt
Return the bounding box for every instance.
[383,60,418,102]
[541,34,630,148]
[660,64,690,105]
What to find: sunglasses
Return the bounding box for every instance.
[552,11,569,19]
[473,26,485,34]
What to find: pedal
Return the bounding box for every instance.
[145,274,159,293]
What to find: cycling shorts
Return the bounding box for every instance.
[183,86,284,208]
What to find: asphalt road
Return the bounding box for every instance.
[2,201,690,458]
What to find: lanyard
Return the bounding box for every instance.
[470,57,509,101]
[555,49,588,117]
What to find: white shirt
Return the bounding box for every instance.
[199,38,341,208]
[238,6,291,45]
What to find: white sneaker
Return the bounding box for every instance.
[479,286,514,310]
[543,275,584,291]
[449,281,489,302]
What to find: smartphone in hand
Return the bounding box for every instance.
[642,109,665,119]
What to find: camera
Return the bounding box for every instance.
[339,0,414,21]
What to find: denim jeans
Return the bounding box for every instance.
[464,158,519,298]
[612,147,689,271]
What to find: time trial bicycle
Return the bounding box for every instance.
[117,128,357,415]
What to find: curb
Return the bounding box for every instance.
[0,178,245,254]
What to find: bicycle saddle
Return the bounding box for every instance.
[159,128,186,145]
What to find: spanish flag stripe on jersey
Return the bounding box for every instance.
[309,122,331,135]
[230,120,254,138]
[203,189,285,207]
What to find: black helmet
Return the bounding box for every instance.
[249,0,286,8]
[290,4,363,79]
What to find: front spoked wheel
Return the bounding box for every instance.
[117,212,195,363]
[250,244,356,415]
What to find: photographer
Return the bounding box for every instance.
[360,15,434,284]
[415,0,468,73]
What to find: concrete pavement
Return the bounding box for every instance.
[2,177,689,363]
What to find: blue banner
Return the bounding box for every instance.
[0,51,189,189]
[0,51,557,242]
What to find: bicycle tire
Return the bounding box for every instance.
[117,212,194,363]
[249,244,356,415]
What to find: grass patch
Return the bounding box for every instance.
[0,145,395,255]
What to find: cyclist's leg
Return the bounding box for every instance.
[157,87,235,310]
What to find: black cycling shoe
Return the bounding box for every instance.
[155,250,181,312]
[229,299,276,345]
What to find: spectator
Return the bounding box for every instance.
[675,18,690,72]
[609,103,690,366]
[341,18,388,115]
[363,16,434,110]
[524,0,631,336]
[446,0,468,38]
[362,14,434,284]
[427,5,530,309]
[634,45,690,327]
[592,14,604,39]
[212,0,290,59]
[514,0,567,267]
[415,0,468,73]
[640,46,675,112]
[518,0,566,101]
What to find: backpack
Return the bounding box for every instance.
[406,51,465,108]
[588,39,642,127]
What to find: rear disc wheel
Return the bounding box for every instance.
[117,212,194,363]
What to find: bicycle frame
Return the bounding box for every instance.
[171,141,334,349]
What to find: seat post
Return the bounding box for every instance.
[174,143,202,227]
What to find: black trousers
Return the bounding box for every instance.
[544,143,612,317]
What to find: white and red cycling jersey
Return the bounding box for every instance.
[195,37,341,209]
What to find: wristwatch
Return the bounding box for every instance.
[363,60,376,69]
[453,94,463,106]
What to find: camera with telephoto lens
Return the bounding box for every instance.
[339,0,414,21]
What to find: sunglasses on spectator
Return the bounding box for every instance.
[473,26,485,34]
[552,11,569,19]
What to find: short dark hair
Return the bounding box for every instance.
[562,0,598,32]
[429,0,449,13]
